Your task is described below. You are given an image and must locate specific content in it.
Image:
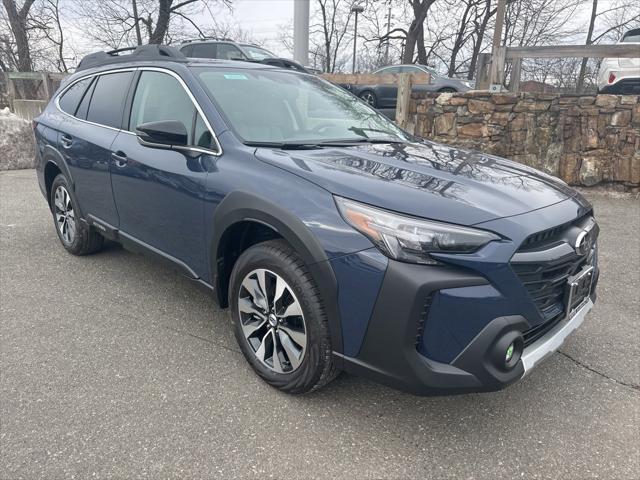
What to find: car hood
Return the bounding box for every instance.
[254,140,583,226]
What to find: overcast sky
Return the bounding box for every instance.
[213,0,294,56]
[58,0,630,66]
[204,0,607,57]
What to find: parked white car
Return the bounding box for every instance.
[597,28,640,94]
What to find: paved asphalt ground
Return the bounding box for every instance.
[1,169,639,479]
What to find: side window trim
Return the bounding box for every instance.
[55,66,222,156]
[124,67,222,156]
[55,67,137,132]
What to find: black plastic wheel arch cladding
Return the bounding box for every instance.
[210,191,345,356]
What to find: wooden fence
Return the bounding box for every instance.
[320,72,430,129]
[3,71,67,120]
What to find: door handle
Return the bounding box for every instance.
[60,134,73,149]
[111,151,128,167]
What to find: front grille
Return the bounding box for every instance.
[520,213,589,250]
[511,217,597,347]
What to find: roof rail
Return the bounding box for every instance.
[180,37,236,44]
[76,45,187,71]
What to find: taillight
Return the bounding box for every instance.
[32,120,38,130]
[608,72,616,84]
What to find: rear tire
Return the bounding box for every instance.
[229,240,338,394]
[359,90,378,108]
[50,174,104,255]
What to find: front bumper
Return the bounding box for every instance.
[337,259,597,396]
[521,298,592,373]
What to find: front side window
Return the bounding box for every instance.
[195,67,411,144]
[58,77,93,115]
[129,70,213,149]
[86,71,133,128]
[241,44,275,60]
[216,43,245,60]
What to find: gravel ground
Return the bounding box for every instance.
[1,169,639,480]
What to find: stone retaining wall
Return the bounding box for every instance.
[407,92,640,188]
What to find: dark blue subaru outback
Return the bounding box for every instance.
[35,46,599,395]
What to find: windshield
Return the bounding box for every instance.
[621,33,640,43]
[194,67,412,145]
[241,45,276,60]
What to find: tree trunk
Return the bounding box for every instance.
[468,0,494,80]
[577,0,598,92]
[416,23,427,64]
[149,0,172,44]
[402,0,435,64]
[2,0,36,71]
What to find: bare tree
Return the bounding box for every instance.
[400,0,435,64]
[69,0,231,50]
[311,0,358,73]
[1,0,36,71]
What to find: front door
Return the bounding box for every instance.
[109,70,217,278]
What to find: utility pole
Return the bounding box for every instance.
[384,4,392,65]
[351,4,365,73]
[491,0,507,50]
[293,0,310,66]
[488,0,507,90]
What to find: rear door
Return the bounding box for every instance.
[56,70,134,227]
[109,69,216,276]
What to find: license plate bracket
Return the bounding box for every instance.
[565,265,594,319]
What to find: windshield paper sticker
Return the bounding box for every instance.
[223,74,248,80]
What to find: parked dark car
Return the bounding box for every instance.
[34,45,599,395]
[178,38,312,74]
[345,64,473,108]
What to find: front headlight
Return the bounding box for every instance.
[335,196,500,264]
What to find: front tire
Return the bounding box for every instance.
[229,240,338,394]
[50,174,104,255]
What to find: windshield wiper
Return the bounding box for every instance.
[244,138,406,150]
[244,141,322,150]
[347,126,401,139]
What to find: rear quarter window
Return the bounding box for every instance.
[58,77,92,115]
[86,71,134,129]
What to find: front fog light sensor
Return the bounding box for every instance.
[505,343,515,363]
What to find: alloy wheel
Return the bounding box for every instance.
[54,186,76,244]
[360,92,375,106]
[238,268,307,374]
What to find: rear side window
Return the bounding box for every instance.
[191,43,217,58]
[75,78,96,120]
[58,77,92,115]
[86,71,133,128]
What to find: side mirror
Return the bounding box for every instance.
[136,120,188,148]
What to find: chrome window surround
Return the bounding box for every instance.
[54,66,222,156]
